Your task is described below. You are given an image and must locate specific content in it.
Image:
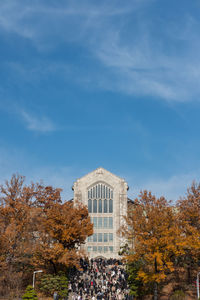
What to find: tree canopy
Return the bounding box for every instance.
[0,174,93,297]
[121,190,200,299]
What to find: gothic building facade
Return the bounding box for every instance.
[72,167,129,259]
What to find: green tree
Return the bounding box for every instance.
[127,260,148,298]
[39,273,68,297]
[22,285,37,300]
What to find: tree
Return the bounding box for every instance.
[177,182,200,230]
[176,182,200,283]
[33,201,93,273]
[22,285,38,300]
[0,174,36,294]
[126,260,147,298]
[0,174,93,296]
[39,272,68,297]
[121,191,186,300]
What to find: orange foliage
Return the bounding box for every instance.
[176,182,200,280]
[0,175,36,270]
[177,182,200,230]
[0,174,93,295]
[33,201,93,271]
[122,191,189,285]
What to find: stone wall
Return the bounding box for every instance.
[73,167,128,259]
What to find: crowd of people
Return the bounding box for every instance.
[68,258,133,300]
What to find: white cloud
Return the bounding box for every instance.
[0,1,140,42]
[0,0,200,102]
[20,110,56,133]
[93,22,200,102]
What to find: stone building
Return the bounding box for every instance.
[72,167,130,259]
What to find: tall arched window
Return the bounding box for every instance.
[87,183,113,213]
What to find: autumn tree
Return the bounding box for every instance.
[33,200,93,273]
[0,174,93,296]
[0,176,63,275]
[121,191,186,300]
[0,174,36,295]
[176,182,200,283]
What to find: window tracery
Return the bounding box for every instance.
[87,183,113,214]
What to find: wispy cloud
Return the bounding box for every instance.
[0,0,200,102]
[0,1,138,44]
[93,16,200,102]
[20,110,56,133]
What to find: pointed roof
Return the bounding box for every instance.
[72,167,128,190]
[79,167,124,181]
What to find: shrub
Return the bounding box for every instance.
[126,260,151,298]
[39,272,68,298]
[170,290,186,300]
[22,285,38,300]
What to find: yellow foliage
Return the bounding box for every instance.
[121,190,200,287]
[0,174,93,280]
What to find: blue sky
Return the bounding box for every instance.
[1,0,200,201]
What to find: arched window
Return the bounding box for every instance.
[87,183,113,214]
